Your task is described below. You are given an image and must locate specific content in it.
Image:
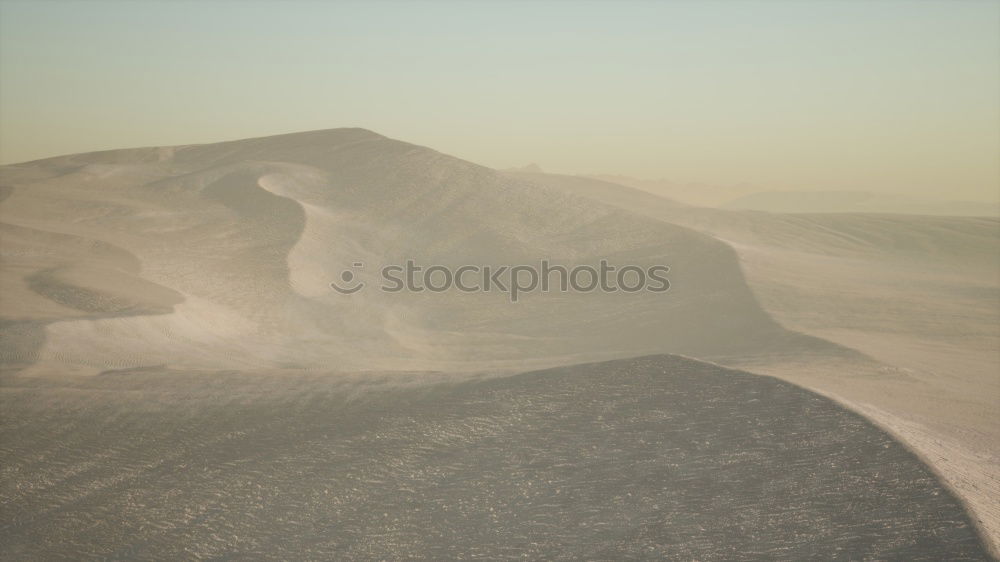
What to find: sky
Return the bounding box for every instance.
[1,0,998,202]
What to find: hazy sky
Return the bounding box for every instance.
[1,1,998,201]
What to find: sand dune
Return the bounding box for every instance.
[1,129,996,557]
[509,170,1000,551]
[1,129,841,375]
[721,190,998,217]
[1,355,989,559]
[586,174,998,216]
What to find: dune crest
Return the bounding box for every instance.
[1,129,839,374]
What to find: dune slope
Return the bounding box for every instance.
[1,129,838,374]
[0,355,989,560]
[510,170,1000,551]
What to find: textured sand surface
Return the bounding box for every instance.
[0,356,990,560]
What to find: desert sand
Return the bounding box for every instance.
[587,174,998,216]
[1,129,997,558]
[509,170,1000,553]
[1,356,988,559]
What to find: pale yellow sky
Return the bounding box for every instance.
[1,1,998,202]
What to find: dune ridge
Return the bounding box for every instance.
[1,129,845,375]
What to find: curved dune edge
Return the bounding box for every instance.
[511,170,1000,556]
[0,221,185,372]
[827,391,1000,559]
[0,354,991,559]
[2,130,854,374]
[681,353,1000,559]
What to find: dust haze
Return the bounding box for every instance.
[1,1,998,560]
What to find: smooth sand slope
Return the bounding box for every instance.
[508,170,1000,552]
[0,356,990,560]
[0,129,840,374]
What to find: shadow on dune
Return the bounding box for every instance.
[0,355,988,560]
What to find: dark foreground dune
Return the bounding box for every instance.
[0,355,989,560]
